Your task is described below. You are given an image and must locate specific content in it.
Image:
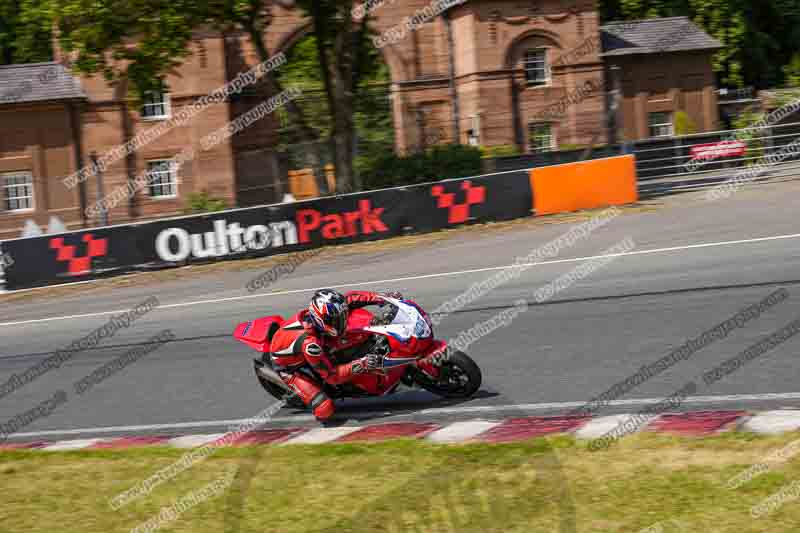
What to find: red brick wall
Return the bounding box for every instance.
[611,50,719,140]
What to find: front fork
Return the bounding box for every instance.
[414,340,449,380]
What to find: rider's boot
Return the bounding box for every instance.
[284,372,336,421]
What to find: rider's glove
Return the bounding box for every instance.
[365,353,384,370]
[353,353,384,374]
[351,354,381,374]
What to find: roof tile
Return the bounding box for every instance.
[0,62,87,105]
[601,16,723,56]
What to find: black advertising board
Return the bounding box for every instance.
[406,170,533,232]
[2,170,533,289]
[134,186,411,265]
[2,225,143,289]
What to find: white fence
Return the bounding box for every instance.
[0,243,9,292]
[635,120,800,181]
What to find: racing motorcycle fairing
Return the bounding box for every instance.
[237,298,454,398]
[339,298,439,395]
[234,315,284,353]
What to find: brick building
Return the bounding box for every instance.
[0,0,723,240]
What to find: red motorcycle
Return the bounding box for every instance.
[234,297,482,410]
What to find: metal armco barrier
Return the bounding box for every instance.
[489,120,800,190]
[2,170,534,289]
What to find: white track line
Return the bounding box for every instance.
[7,391,800,440]
[3,232,800,327]
[6,418,285,439]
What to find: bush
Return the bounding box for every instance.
[784,53,800,88]
[184,191,227,214]
[360,144,482,190]
[479,144,521,158]
[674,111,698,135]
[557,143,587,151]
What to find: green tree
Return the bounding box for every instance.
[46,0,207,96]
[275,33,394,180]
[0,0,52,64]
[785,53,800,88]
[292,0,375,193]
[673,110,697,135]
[45,0,377,194]
[598,0,800,89]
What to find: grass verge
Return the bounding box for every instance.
[2,431,800,532]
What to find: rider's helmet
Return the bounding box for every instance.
[307,289,348,337]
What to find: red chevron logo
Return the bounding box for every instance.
[431,180,486,224]
[49,234,108,275]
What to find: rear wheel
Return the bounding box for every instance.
[253,359,306,409]
[415,351,482,398]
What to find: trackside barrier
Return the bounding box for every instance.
[0,243,6,292]
[2,170,533,289]
[529,155,638,215]
[2,157,640,290]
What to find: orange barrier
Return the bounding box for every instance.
[288,164,337,200]
[529,154,638,215]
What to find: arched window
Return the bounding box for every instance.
[507,32,560,87]
[524,48,549,85]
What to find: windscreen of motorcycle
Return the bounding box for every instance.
[366,300,432,342]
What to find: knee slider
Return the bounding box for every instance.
[312,394,335,421]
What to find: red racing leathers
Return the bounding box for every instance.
[268,291,388,420]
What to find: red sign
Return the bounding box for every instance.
[690,140,746,161]
[431,180,486,223]
[296,199,388,241]
[49,234,108,275]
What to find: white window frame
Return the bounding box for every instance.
[524,48,550,86]
[528,122,555,153]
[648,112,674,138]
[146,159,179,199]
[2,171,35,213]
[141,91,171,121]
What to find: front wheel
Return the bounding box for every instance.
[415,351,482,398]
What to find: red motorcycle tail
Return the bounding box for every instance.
[234,316,284,352]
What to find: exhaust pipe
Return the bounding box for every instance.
[254,359,293,394]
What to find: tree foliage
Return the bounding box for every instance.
[360,144,482,191]
[673,110,698,135]
[0,0,53,64]
[3,0,800,195]
[184,191,227,214]
[599,0,800,88]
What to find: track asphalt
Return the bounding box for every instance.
[2,178,800,441]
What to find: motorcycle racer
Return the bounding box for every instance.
[268,288,402,421]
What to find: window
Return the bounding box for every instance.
[146,160,178,198]
[648,112,673,137]
[528,123,554,153]
[2,172,34,212]
[524,49,549,85]
[141,91,170,120]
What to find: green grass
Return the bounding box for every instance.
[3,432,800,532]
